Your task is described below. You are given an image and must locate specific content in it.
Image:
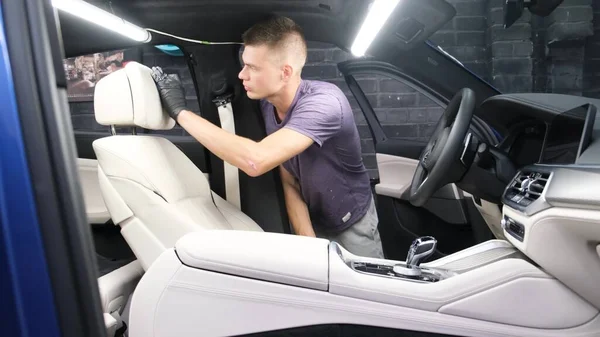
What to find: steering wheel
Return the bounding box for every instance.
[409,88,476,207]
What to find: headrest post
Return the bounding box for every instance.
[110,125,117,136]
[132,127,137,135]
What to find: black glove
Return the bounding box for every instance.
[151,66,188,121]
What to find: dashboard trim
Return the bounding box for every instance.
[503,164,600,216]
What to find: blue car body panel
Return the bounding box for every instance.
[0,2,62,337]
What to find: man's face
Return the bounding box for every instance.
[238,44,285,100]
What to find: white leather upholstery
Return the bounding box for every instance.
[77,158,110,224]
[129,234,600,337]
[98,260,144,318]
[92,62,263,270]
[374,153,417,199]
[503,204,600,309]
[103,313,118,337]
[94,62,175,130]
[98,260,144,336]
[176,230,330,290]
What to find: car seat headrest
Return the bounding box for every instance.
[94,62,176,130]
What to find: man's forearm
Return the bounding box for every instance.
[152,67,312,177]
[282,181,315,237]
[177,109,264,176]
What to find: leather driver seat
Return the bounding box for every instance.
[92,62,263,271]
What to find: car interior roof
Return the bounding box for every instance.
[58,0,367,57]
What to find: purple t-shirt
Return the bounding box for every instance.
[261,79,372,233]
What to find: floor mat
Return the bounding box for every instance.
[96,253,135,277]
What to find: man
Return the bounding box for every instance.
[151,15,383,259]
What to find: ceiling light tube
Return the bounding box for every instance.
[350,0,400,57]
[52,0,151,42]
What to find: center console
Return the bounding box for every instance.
[128,230,600,337]
[346,236,457,283]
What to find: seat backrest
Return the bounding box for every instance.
[92,62,262,270]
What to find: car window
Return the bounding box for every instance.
[66,46,197,136]
[354,74,446,142]
[351,74,446,179]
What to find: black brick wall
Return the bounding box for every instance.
[584,0,600,98]
[70,0,600,179]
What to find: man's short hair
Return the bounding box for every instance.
[242,15,307,70]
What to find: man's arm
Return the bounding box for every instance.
[279,165,315,237]
[177,110,313,177]
[150,66,337,178]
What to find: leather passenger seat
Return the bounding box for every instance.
[92,61,263,271]
[90,61,264,335]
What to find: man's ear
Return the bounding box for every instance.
[282,64,294,81]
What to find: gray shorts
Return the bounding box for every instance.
[315,197,384,259]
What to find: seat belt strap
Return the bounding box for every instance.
[213,93,241,209]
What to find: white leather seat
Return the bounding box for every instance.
[92,61,263,271]
[98,260,144,335]
[77,158,111,225]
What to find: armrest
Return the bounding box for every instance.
[175,230,330,290]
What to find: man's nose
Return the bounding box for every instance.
[238,66,247,80]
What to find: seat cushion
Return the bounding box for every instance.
[93,135,262,232]
[94,135,263,269]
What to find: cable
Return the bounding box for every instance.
[146,28,242,45]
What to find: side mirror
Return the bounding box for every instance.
[503,0,565,28]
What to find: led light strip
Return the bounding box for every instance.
[351,0,400,57]
[52,0,151,42]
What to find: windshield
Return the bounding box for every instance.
[428,1,597,96]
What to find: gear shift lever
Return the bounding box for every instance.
[406,236,437,268]
[393,236,437,277]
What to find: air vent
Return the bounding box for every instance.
[505,171,550,206]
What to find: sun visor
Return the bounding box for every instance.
[365,0,456,54]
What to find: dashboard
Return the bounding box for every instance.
[477,94,600,217]
[479,93,600,166]
[474,94,600,309]
[538,103,595,165]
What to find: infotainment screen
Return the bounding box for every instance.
[539,104,596,165]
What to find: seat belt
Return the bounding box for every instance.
[212,91,241,209]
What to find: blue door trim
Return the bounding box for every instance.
[0,2,61,336]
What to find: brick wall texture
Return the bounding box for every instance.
[70,0,600,179]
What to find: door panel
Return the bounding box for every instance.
[376,139,427,159]
[374,153,480,260]
[375,153,417,199]
[375,153,467,219]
